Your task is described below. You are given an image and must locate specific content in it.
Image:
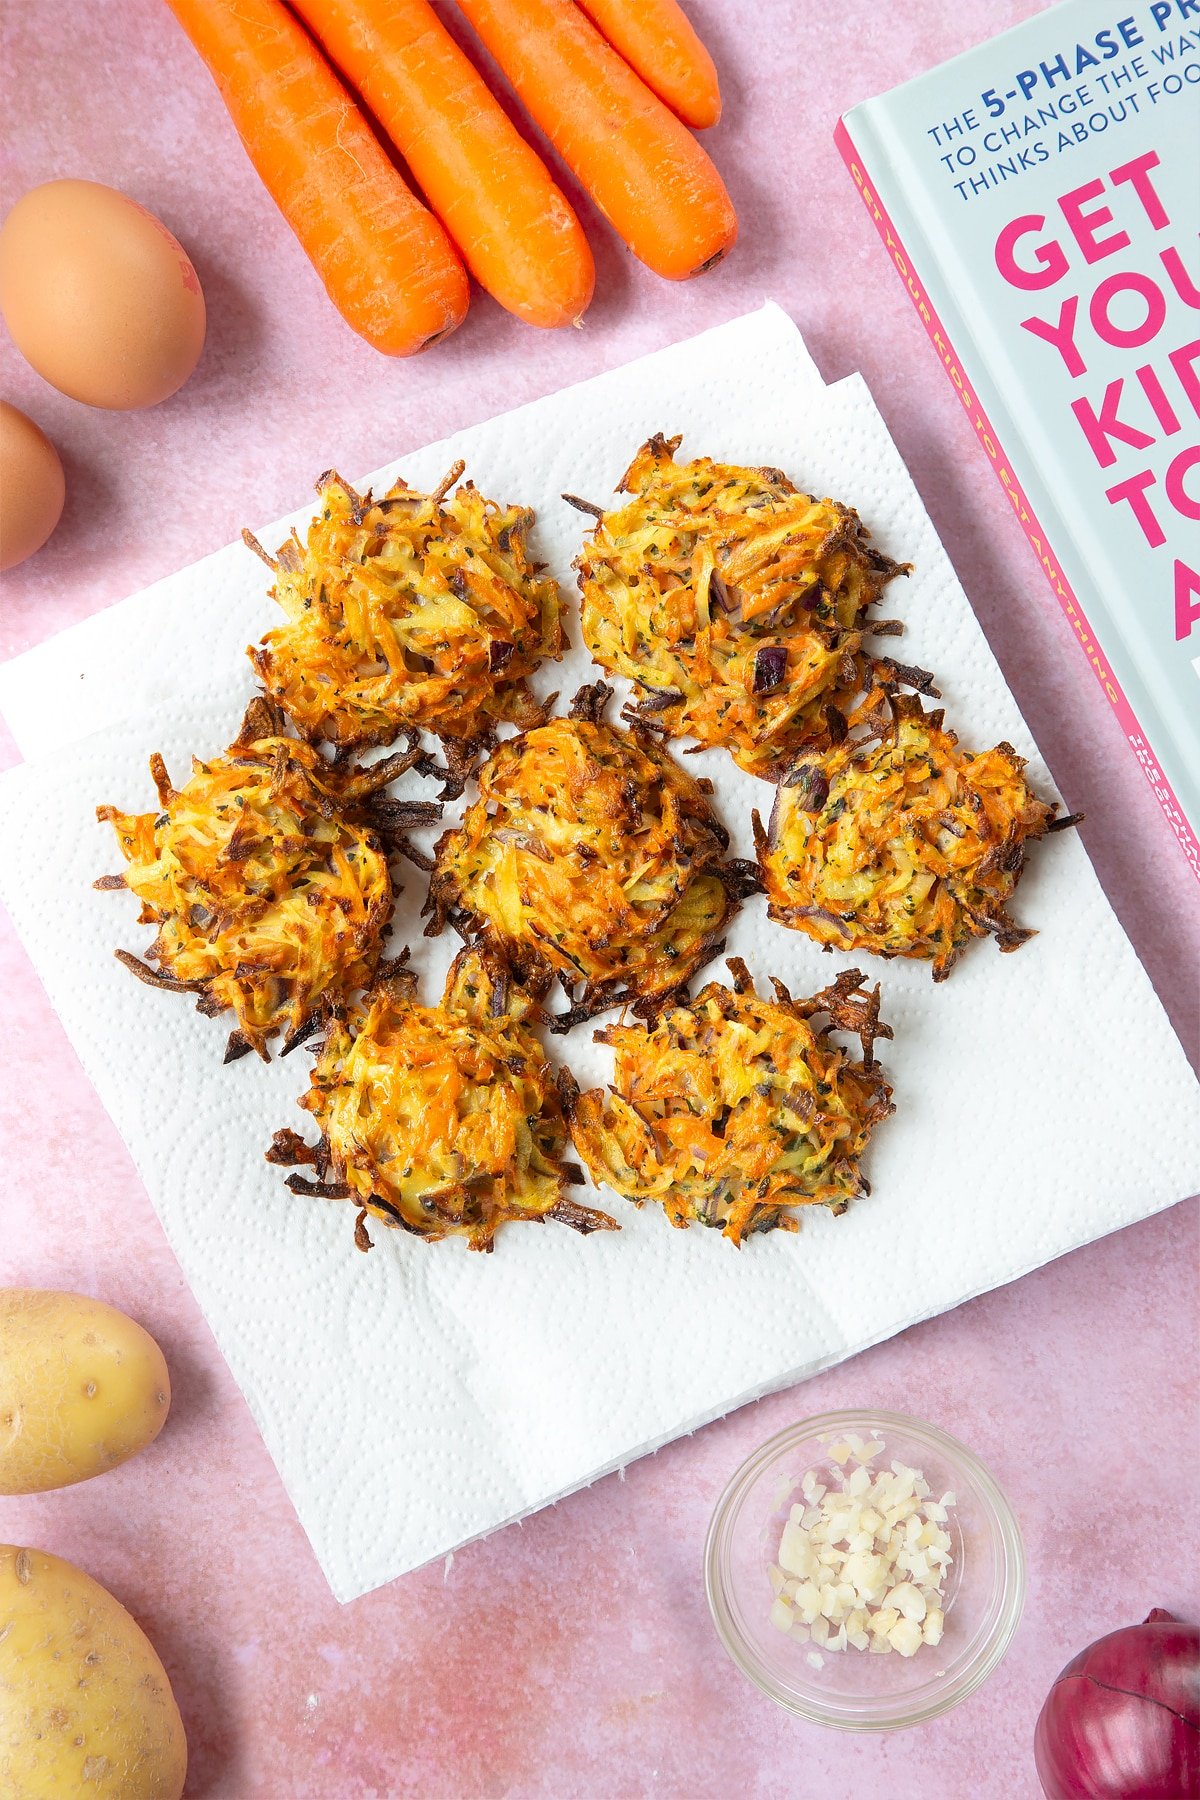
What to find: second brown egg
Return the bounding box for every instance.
[0,400,65,571]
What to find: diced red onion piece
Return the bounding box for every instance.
[753,645,788,694]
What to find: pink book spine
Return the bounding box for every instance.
[834,116,1200,883]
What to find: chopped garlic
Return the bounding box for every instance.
[778,1521,814,1579]
[768,1434,957,1657]
[770,1473,795,1511]
[795,1579,822,1624]
[888,1617,924,1657]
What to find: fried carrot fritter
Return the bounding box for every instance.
[568,960,894,1246]
[427,684,755,1029]
[246,464,563,758]
[756,691,1077,979]
[96,698,429,1060]
[574,435,907,779]
[269,948,616,1252]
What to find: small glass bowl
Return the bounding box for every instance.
[704,1409,1025,1730]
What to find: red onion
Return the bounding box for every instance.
[782,762,829,813]
[752,645,788,694]
[1034,1609,1199,1799]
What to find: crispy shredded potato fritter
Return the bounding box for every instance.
[568,960,894,1246]
[573,435,907,779]
[96,698,425,1061]
[269,949,616,1252]
[757,691,1076,979]
[427,684,756,1030]
[246,464,563,756]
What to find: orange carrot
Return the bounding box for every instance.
[454,0,736,281]
[289,0,595,329]
[162,0,469,355]
[575,0,721,129]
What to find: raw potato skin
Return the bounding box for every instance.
[0,1546,187,1800]
[0,1291,170,1496]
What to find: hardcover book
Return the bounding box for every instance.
[837,0,1200,876]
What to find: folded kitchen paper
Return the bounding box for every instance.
[0,305,823,761]
[1,305,1195,1603]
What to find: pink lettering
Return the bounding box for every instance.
[1060,178,1130,263]
[1165,443,1200,517]
[1108,151,1170,230]
[1169,340,1200,415]
[1105,468,1166,545]
[995,214,1069,290]
[1090,272,1168,348]
[1021,294,1087,375]
[1161,243,1200,309]
[1136,363,1182,435]
[1073,380,1156,468]
[1175,559,1200,640]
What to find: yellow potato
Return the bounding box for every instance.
[0,1290,170,1495]
[0,1545,187,1799]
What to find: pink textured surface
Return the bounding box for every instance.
[1,2,1197,1796]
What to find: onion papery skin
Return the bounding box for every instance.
[1034,1610,1200,1800]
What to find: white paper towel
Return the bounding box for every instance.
[1,306,1195,1604]
[0,305,823,761]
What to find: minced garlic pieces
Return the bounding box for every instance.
[767,1436,955,1658]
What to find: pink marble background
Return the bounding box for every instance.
[2,1,1197,1794]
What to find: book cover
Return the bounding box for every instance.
[836,0,1200,878]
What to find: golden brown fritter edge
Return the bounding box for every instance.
[756,688,1083,980]
[425,682,761,1033]
[266,945,616,1253]
[565,959,895,1246]
[244,462,565,797]
[96,695,442,1062]
[569,433,926,781]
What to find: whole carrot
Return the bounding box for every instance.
[162,0,469,355]
[289,0,594,329]
[454,0,736,281]
[575,0,721,129]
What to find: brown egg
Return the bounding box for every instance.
[0,180,206,410]
[0,402,66,571]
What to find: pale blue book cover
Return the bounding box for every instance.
[838,0,1200,877]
